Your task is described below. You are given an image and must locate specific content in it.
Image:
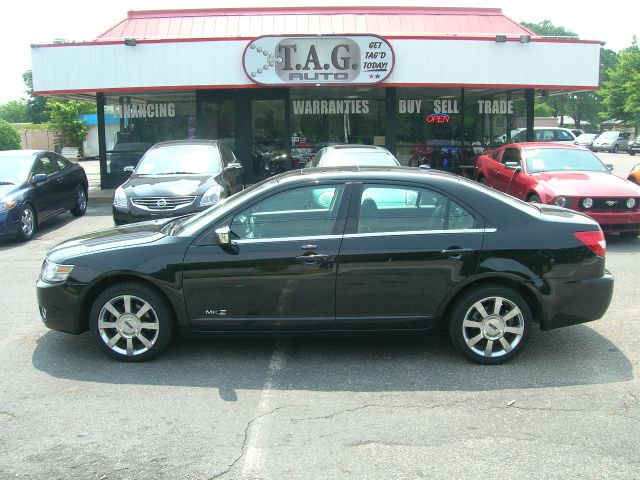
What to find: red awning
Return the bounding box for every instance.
[96,6,535,41]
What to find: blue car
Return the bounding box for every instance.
[0,150,88,241]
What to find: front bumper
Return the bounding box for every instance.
[542,272,614,330]
[36,279,85,334]
[0,207,21,238]
[591,144,615,152]
[576,209,640,233]
[113,203,204,225]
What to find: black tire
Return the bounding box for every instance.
[620,231,640,238]
[528,194,541,203]
[448,285,532,365]
[16,203,37,241]
[612,145,619,153]
[630,151,636,156]
[70,185,88,217]
[89,282,174,362]
[477,176,488,186]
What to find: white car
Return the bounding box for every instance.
[510,127,577,145]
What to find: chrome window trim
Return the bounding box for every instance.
[235,234,342,245]
[343,228,495,238]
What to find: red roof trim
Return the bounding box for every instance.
[33,36,602,49]
[33,83,598,97]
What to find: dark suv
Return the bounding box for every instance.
[112,140,244,224]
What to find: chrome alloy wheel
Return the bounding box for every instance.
[97,295,160,357]
[461,296,525,359]
[77,189,87,211]
[21,208,34,237]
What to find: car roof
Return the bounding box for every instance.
[274,166,459,186]
[323,144,390,152]
[0,150,47,157]
[151,139,222,148]
[506,142,587,150]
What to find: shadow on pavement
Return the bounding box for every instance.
[32,324,632,396]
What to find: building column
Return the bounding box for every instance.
[96,92,107,190]
[525,88,535,142]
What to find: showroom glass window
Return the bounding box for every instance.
[104,92,196,180]
[396,88,462,171]
[290,87,386,168]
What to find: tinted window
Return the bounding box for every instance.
[33,156,58,176]
[502,148,521,164]
[555,130,574,141]
[219,144,236,167]
[357,184,475,233]
[54,154,71,170]
[230,184,345,240]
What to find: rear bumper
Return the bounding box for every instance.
[541,272,614,330]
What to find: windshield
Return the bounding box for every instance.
[135,145,223,175]
[598,131,618,140]
[317,150,399,167]
[173,176,280,236]
[576,134,597,141]
[0,155,33,184]
[524,148,609,173]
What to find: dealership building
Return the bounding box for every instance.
[31,6,601,188]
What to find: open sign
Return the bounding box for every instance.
[425,113,451,124]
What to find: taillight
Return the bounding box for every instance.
[574,230,606,257]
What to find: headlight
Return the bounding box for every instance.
[627,198,637,209]
[40,258,74,283]
[552,196,572,208]
[200,184,224,207]
[113,187,127,208]
[581,197,593,209]
[0,199,18,212]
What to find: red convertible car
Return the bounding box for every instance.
[475,143,640,237]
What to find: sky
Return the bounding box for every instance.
[0,0,637,104]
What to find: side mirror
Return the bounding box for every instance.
[123,166,135,173]
[31,173,47,184]
[606,164,614,171]
[504,161,521,171]
[227,162,243,170]
[215,225,231,246]
[418,164,431,170]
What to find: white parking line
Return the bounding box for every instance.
[241,340,286,477]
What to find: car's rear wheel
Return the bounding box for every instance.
[528,194,541,203]
[70,186,87,217]
[89,282,174,361]
[17,204,37,241]
[613,145,619,153]
[448,285,532,364]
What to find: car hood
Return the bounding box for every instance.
[46,220,171,262]
[0,184,18,198]
[532,171,640,196]
[122,174,220,197]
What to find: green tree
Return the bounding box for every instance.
[0,120,21,150]
[520,20,577,37]
[0,100,29,123]
[46,99,95,154]
[22,70,48,123]
[534,101,554,117]
[601,39,640,128]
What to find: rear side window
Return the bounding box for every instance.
[357,184,476,233]
[555,130,574,141]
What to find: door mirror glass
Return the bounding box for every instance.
[215,225,231,245]
[32,173,47,184]
[123,166,135,173]
[504,161,521,171]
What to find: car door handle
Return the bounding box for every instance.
[441,248,475,259]
[57,177,64,183]
[295,253,329,264]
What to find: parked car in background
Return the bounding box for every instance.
[108,142,154,173]
[574,133,598,150]
[628,162,640,185]
[304,145,400,168]
[627,134,640,156]
[112,140,245,225]
[475,143,640,237]
[510,127,577,145]
[37,167,613,364]
[0,150,87,241]
[571,129,585,138]
[592,131,632,153]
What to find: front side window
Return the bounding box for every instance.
[357,184,475,233]
[230,184,345,240]
[33,156,58,176]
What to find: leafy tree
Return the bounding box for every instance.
[46,99,95,154]
[520,20,577,38]
[22,70,48,123]
[601,39,640,128]
[0,101,29,123]
[534,101,554,117]
[0,120,21,150]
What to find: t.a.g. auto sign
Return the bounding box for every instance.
[243,35,394,85]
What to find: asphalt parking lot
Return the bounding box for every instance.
[0,153,639,479]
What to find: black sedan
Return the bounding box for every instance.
[112,140,245,225]
[0,150,88,241]
[37,167,613,364]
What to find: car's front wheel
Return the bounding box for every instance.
[89,282,174,361]
[477,176,488,186]
[448,285,532,364]
[17,203,37,241]
[527,194,541,203]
